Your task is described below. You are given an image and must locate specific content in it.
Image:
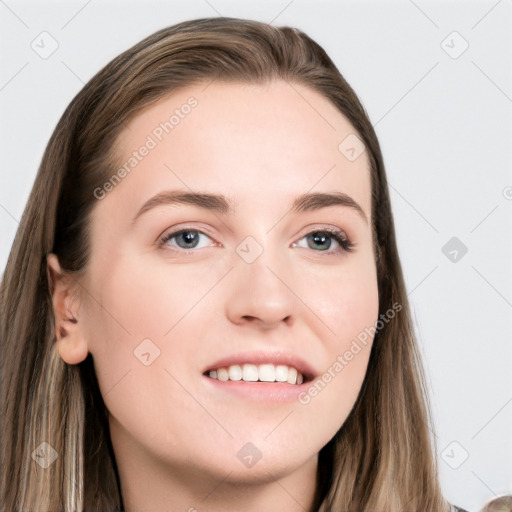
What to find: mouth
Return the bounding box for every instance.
[203,363,314,385]
[202,351,317,403]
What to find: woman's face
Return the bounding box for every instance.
[75,80,379,487]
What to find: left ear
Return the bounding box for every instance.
[46,253,89,365]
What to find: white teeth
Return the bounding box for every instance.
[242,364,258,382]
[228,364,242,381]
[286,367,298,385]
[258,364,275,382]
[217,368,229,381]
[207,363,305,385]
[275,365,288,382]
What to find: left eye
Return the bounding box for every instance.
[293,229,352,253]
[160,228,353,253]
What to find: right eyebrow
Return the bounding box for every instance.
[132,191,235,224]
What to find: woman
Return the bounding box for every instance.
[0,16,475,511]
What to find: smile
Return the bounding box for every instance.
[206,363,304,385]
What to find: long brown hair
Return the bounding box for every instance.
[1,17,451,511]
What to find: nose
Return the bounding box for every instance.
[224,246,297,330]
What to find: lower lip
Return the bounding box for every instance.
[203,375,311,403]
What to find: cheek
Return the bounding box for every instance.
[303,250,379,347]
[298,251,378,417]
[86,251,210,340]
[81,254,218,402]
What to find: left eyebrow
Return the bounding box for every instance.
[132,190,368,224]
[291,191,368,224]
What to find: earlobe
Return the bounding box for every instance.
[55,334,89,365]
[46,253,89,365]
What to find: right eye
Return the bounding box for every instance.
[159,228,216,253]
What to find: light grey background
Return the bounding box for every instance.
[1,1,511,510]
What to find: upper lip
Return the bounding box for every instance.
[203,350,318,382]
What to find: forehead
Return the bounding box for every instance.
[106,79,372,218]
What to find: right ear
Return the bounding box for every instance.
[46,253,89,365]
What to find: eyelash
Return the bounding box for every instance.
[159,226,354,255]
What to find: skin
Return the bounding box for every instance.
[48,79,379,512]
